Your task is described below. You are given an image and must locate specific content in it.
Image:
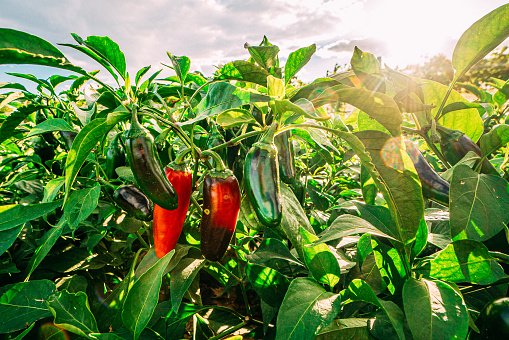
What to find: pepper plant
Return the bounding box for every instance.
[2,4,509,340]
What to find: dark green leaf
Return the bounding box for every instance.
[285,44,316,84]
[0,223,23,256]
[0,104,40,145]
[403,278,469,340]
[0,280,57,333]
[42,177,65,203]
[170,257,205,313]
[245,238,303,267]
[62,186,101,231]
[429,240,506,284]
[83,35,126,78]
[122,250,174,340]
[450,165,509,241]
[452,4,509,78]
[184,82,269,125]
[47,290,99,337]
[246,263,290,308]
[315,318,373,340]
[276,277,341,340]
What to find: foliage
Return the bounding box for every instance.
[2,4,509,340]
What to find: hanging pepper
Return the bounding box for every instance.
[200,151,241,262]
[405,141,449,206]
[125,106,178,210]
[274,131,296,184]
[106,133,126,180]
[437,126,499,176]
[113,185,153,221]
[244,123,282,228]
[153,159,193,258]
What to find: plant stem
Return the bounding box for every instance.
[208,321,248,340]
[208,129,265,152]
[135,230,150,249]
[215,261,241,282]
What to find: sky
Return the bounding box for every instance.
[1,0,508,90]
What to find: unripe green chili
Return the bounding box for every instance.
[274,131,296,184]
[244,123,282,227]
[125,107,178,210]
[106,133,126,179]
[113,185,153,221]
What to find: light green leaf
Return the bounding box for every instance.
[216,108,257,128]
[122,250,174,340]
[167,53,190,84]
[64,109,129,202]
[285,44,316,85]
[28,118,75,138]
[246,263,290,308]
[170,257,205,313]
[0,200,63,231]
[403,278,469,340]
[429,240,506,285]
[300,227,341,287]
[42,177,65,203]
[214,60,270,87]
[450,165,509,241]
[480,124,509,157]
[0,105,40,145]
[47,290,99,337]
[276,277,341,340]
[452,4,509,78]
[71,102,96,126]
[0,280,57,333]
[83,35,126,78]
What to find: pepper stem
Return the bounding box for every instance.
[201,150,226,172]
[174,147,193,164]
[259,120,278,145]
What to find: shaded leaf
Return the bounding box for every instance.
[62,186,101,231]
[215,60,270,87]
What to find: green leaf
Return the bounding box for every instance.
[62,186,101,231]
[0,28,82,73]
[245,39,280,70]
[276,277,341,340]
[357,110,390,133]
[429,240,506,285]
[347,279,405,340]
[312,214,399,246]
[337,88,402,136]
[355,203,399,238]
[450,165,509,241]
[47,290,99,337]
[170,257,205,313]
[0,224,23,256]
[28,118,76,138]
[83,35,127,78]
[410,219,428,260]
[0,200,63,231]
[215,60,270,87]
[122,250,174,340]
[452,4,509,78]
[315,318,372,340]
[184,82,269,125]
[71,102,96,126]
[289,78,342,105]
[351,46,382,75]
[440,101,489,119]
[355,131,424,249]
[167,53,190,84]
[300,227,341,287]
[0,105,41,145]
[361,164,378,205]
[285,44,316,84]
[279,182,314,260]
[403,278,469,340]
[420,80,483,142]
[42,177,65,203]
[371,237,406,295]
[246,263,290,308]
[0,280,57,333]
[24,221,65,279]
[245,237,303,267]
[275,99,331,121]
[480,124,509,156]
[64,109,129,202]
[216,108,257,128]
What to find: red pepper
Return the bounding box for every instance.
[200,169,241,262]
[153,165,193,258]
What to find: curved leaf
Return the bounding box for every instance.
[285,44,316,84]
[480,124,509,156]
[215,60,270,87]
[28,118,76,137]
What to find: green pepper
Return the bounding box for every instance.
[106,133,125,180]
[405,141,449,206]
[125,108,178,210]
[244,123,282,227]
[471,298,509,339]
[35,110,57,145]
[113,185,153,221]
[274,131,296,184]
[437,126,499,176]
[33,136,55,169]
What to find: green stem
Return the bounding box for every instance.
[201,150,226,171]
[151,90,176,124]
[208,129,265,152]
[236,260,251,316]
[190,195,203,215]
[135,230,150,249]
[214,261,241,282]
[208,321,249,340]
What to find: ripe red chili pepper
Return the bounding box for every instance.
[153,165,193,258]
[200,151,241,262]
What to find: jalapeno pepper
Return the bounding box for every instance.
[244,123,282,228]
[125,107,178,210]
[274,131,296,184]
[113,185,153,221]
[153,164,193,258]
[437,126,499,176]
[106,133,126,180]
[200,168,241,262]
[405,140,449,206]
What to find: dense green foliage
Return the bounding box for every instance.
[2,4,509,340]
